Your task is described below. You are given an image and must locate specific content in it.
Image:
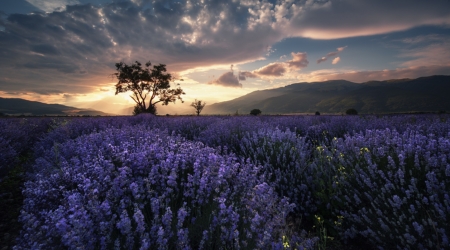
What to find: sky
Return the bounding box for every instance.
[1,0,450,115]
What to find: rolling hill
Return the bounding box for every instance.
[0,98,112,116]
[203,75,450,114]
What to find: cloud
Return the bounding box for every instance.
[241,52,309,79]
[400,34,444,44]
[332,57,340,65]
[302,65,450,83]
[287,0,450,39]
[26,0,80,12]
[0,0,286,95]
[287,52,309,70]
[398,38,450,68]
[238,71,258,81]
[208,71,242,88]
[317,46,346,64]
[0,0,449,98]
[253,63,287,77]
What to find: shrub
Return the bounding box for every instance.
[345,109,358,115]
[250,109,262,116]
[17,125,316,249]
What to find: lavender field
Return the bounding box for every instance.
[1,114,450,249]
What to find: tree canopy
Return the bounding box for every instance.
[191,99,206,116]
[346,108,358,115]
[114,61,185,115]
[250,109,261,116]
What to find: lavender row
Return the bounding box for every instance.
[327,128,450,249]
[236,126,450,249]
[14,114,450,249]
[16,125,316,249]
[0,117,55,177]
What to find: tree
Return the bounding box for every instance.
[250,109,261,116]
[191,99,206,116]
[346,108,358,115]
[114,61,185,115]
[315,111,320,115]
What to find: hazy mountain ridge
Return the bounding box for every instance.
[0,98,112,116]
[204,75,450,114]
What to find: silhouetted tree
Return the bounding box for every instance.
[315,111,320,115]
[250,109,261,116]
[346,108,358,115]
[114,61,185,115]
[191,99,206,116]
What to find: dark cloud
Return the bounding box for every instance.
[0,0,40,15]
[32,88,64,95]
[30,44,60,55]
[209,71,242,88]
[0,0,283,95]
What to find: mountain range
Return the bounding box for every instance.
[1,75,449,116]
[203,75,450,114]
[0,98,111,116]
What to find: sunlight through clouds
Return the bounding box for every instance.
[26,0,80,12]
[0,0,449,112]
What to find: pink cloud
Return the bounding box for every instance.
[288,1,450,39]
[253,63,287,76]
[239,71,258,80]
[399,40,450,68]
[306,65,450,83]
[317,46,347,64]
[287,52,309,70]
[242,52,309,78]
[332,57,340,65]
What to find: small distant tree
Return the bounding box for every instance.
[315,111,320,115]
[250,109,262,116]
[346,108,358,115]
[191,99,206,116]
[113,61,185,115]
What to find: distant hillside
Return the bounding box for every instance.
[203,75,450,114]
[0,98,112,116]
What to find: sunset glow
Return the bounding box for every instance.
[1,0,449,115]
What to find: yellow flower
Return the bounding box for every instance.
[282,235,290,248]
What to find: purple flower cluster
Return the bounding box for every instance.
[0,117,53,177]
[324,127,450,249]
[11,114,450,249]
[16,124,312,249]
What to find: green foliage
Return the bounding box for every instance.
[114,61,185,115]
[345,108,358,115]
[250,109,262,116]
